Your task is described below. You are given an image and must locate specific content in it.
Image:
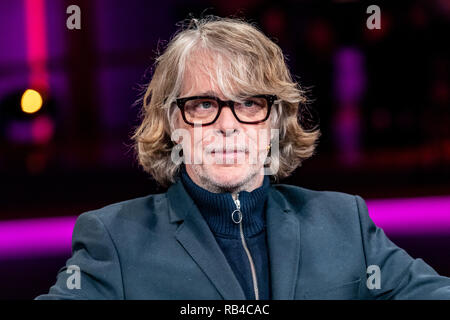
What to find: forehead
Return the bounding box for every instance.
[179,47,270,100]
[180,51,229,97]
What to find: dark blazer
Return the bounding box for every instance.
[35,179,450,300]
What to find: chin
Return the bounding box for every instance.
[207,165,249,184]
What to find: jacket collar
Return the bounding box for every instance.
[167,178,301,300]
[179,165,270,238]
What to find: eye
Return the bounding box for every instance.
[198,101,213,109]
[243,100,255,107]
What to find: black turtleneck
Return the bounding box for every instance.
[179,164,271,300]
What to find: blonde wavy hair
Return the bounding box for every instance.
[131,16,320,187]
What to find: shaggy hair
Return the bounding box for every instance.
[131,16,320,187]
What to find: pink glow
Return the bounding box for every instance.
[366,196,450,235]
[0,216,76,260]
[0,196,449,259]
[31,115,54,144]
[25,0,49,91]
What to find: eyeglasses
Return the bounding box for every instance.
[175,94,278,126]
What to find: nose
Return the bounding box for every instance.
[214,104,240,136]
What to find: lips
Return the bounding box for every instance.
[211,150,246,154]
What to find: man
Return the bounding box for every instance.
[36,17,450,300]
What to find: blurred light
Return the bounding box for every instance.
[363,11,391,43]
[367,195,450,235]
[31,115,54,144]
[6,120,31,143]
[0,216,76,260]
[21,89,43,114]
[333,47,365,166]
[306,19,334,54]
[25,0,49,91]
[262,8,286,39]
[26,150,49,174]
[334,48,366,103]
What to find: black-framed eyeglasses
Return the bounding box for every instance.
[174,94,278,126]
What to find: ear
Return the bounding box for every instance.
[169,109,182,142]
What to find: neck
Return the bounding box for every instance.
[179,164,271,238]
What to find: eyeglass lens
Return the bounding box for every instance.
[183,97,269,124]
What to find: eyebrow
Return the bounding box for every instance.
[186,91,248,99]
[178,90,220,99]
[195,90,220,97]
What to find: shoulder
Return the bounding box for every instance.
[75,192,169,232]
[272,183,358,208]
[271,183,362,223]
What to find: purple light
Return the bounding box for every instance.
[333,47,366,166]
[334,47,366,103]
[0,196,449,259]
[6,120,31,143]
[25,0,49,91]
[0,216,76,260]
[366,196,450,235]
[31,115,54,144]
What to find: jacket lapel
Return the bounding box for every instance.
[167,179,302,300]
[266,187,301,299]
[168,180,246,300]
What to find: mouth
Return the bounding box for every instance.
[209,150,247,163]
[210,150,246,155]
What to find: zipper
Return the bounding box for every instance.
[231,193,259,300]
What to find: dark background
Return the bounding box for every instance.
[0,0,449,299]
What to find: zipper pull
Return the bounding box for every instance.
[232,193,240,209]
[231,193,242,224]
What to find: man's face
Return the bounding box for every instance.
[175,53,272,193]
